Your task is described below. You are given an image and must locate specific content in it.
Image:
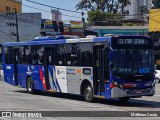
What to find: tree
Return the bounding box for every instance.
[88,10,106,23]
[152,0,160,8]
[139,5,148,16]
[75,0,109,12]
[88,10,123,26]
[118,0,131,15]
[75,0,127,26]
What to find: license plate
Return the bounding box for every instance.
[134,90,142,94]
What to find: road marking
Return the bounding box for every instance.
[0,117,9,120]
[156,89,160,90]
[155,94,160,96]
[48,99,124,111]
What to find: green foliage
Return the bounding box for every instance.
[88,10,123,26]
[88,10,106,23]
[139,5,149,15]
[125,23,143,26]
[152,0,160,8]
[75,0,131,26]
[118,0,131,14]
[75,0,130,13]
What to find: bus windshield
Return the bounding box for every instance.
[112,49,154,75]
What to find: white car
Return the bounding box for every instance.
[155,70,160,83]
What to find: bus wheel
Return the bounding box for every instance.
[119,97,130,103]
[27,77,35,94]
[84,85,93,102]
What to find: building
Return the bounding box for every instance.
[124,0,152,20]
[89,26,148,37]
[51,9,62,21]
[0,13,41,43]
[0,0,22,13]
[149,8,160,66]
[145,0,153,10]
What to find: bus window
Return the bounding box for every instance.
[20,46,33,64]
[4,47,13,64]
[32,46,44,65]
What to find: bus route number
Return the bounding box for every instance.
[118,39,145,45]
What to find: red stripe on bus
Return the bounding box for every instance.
[39,67,46,90]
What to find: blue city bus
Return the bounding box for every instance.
[2,35,155,102]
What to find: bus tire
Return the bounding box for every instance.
[119,97,130,103]
[84,84,93,102]
[26,77,35,94]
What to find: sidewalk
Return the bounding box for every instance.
[0,76,4,81]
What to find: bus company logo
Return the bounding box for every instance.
[57,70,60,75]
[57,70,65,75]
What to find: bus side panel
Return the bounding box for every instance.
[66,66,93,95]
[105,84,112,98]
[31,65,46,91]
[19,65,45,91]
[19,64,31,88]
[55,66,67,93]
[3,64,16,86]
[48,65,57,91]
[105,71,112,99]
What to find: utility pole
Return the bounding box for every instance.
[15,13,19,42]
[7,10,19,42]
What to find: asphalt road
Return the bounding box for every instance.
[0,79,160,120]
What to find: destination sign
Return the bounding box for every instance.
[117,38,146,45]
[111,36,153,49]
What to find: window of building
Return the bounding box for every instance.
[13,8,17,13]
[6,6,10,13]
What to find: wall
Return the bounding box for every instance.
[90,26,148,37]
[0,0,22,13]
[0,13,41,43]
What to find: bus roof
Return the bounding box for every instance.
[2,36,112,46]
[2,35,151,47]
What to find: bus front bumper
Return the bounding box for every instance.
[111,87,155,98]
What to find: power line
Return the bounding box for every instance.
[25,0,87,14]
[0,28,17,41]
[4,0,85,19]
[22,4,82,19]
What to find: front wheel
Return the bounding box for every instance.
[84,85,93,102]
[26,77,35,94]
[119,97,130,103]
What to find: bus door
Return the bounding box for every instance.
[13,48,19,86]
[93,46,105,96]
[44,47,55,90]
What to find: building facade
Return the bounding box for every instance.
[0,0,22,13]
[51,9,62,21]
[89,26,148,37]
[125,0,152,20]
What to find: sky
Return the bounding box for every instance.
[22,0,87,22]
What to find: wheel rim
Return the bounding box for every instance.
[85,86,92,100]
[28,81,32,92]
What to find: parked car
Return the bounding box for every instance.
[155,70,160,83]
